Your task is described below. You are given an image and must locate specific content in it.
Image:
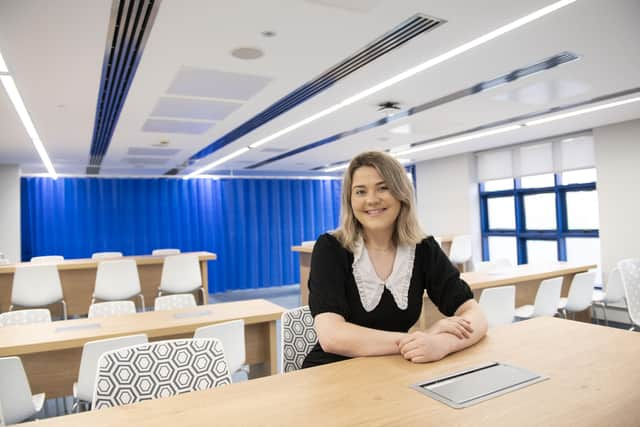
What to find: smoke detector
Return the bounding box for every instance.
[377,101,401,115]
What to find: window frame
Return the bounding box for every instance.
[479,173,598,264]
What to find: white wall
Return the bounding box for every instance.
[414,153,481,264]
[0,165,21,263]
[594,118,640,274]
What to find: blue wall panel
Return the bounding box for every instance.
[21,177,341,293]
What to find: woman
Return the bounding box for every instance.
[302,151,487,368]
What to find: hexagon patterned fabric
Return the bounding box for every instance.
[93,338,230,409]
[281,306,318,372]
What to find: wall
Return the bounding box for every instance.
[414,153,482,265]
[0,164,21,263]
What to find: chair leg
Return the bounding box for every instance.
[60,299,68,320]
[200,287,208,305]
[138,294,146,312]
[629,325,636,332]
[8,304,13,311]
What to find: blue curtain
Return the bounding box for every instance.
[21,177,341,293]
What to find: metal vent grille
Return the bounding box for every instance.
[166,13,444,175]
[87,0,161,175]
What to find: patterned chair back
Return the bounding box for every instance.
[92,338,230,409]
[154,294,197,311]
[0,309,51,327]
[280,306,317,373]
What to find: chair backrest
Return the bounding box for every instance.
[565,271,597,312]
[75,334,148,403]
[92,338,230,410]
[30,255,64,264]
[91,252,123,260]
[533,277,563,317]
[0,309,52,327]
[617,258,640,327]
[604,267,626,303]
[281,306,317,373]
[93,260,141,301]
[0,357,37,425]
[474,261,496,272]
[449,235,472,264]
[11,264,63,307]
[159,254,202,294]
[194,320,245,374]
[152,249,181,256]
[478,286,515,327]
[154,294,197,311]
[433,236,443,248]
[88,301,137,319]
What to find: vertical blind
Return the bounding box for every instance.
[21,177,341,292]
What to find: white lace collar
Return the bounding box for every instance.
[352,237,416,312]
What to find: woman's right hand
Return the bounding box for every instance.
[426,317,474,339]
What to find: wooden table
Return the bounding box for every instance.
[22,318,640,426]
[0,299,284,398]
[293,237,455,307]
[0,252,216,316]
[418,262,597,329]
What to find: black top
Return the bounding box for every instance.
[302,233,473,368]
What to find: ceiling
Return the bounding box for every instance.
[1,0,639,177]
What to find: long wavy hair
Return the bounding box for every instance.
[333,151,425,251]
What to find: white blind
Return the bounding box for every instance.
[560,136,595,171]
[476,150,513,182]
[517,143,554,176]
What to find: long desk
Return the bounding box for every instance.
[418,262,597,329]
[22,318,640,426]
[0,299,284,398]
[0,252,216,316]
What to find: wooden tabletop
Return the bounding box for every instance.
[461,262,597,290]
[292,236,455,254]
[0,299,284,356]
[0,251,217,274]
[22,318,640,426]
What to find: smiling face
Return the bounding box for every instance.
[350,166,402,237]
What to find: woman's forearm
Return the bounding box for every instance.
[315,313,405,357]
[444,300,488,354]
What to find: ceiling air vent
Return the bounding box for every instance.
[87,0,161,175]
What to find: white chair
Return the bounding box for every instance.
[617,259,640,331]
[92,338,230,410]
[0,253,9,266]
[433,236,443,248]
[0,309,51,327]
[158,254,206,304]
[30,255,64,263]
[88,301,137,319]
[449,235,472,271]
[558,271,597,319]
[515,277,562,319]
[91,252,123,260]
[194,320,248,382]
[0,357,45,424]
[152,248,181,256]
[92,260,145,310]
[154,294,197,311]
[281,306,317,373]
[478,286,515,327]
[10,264,67,319]
[592,268,627,326]
[73,334,148,412]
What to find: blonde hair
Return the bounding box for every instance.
[333,151,425,251]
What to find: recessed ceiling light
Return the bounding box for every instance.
[231,47,264,60]
[390,124,412,134]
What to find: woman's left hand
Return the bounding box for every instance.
[398,331,451,363]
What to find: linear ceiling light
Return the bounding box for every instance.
[524,96,640,127]
[0,75,57,178]
[184,147,251,178]
[184,0,576,177]
[323,157,412,173]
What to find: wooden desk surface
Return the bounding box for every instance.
[0,251,216,274]
[461,262,598,291]
[0,299,282,356]
[23,318,640,426]
[291,235,455,254]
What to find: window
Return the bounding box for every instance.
[480,172,598,264]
